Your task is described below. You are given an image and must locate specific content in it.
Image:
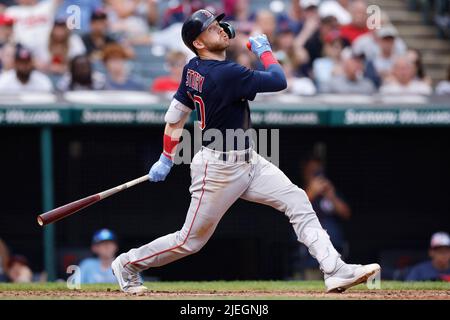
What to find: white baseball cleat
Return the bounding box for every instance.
[112,254,148,295]
[325,263,381,293]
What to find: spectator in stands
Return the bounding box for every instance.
[225,22,253,62]
[406,232,450,282]
[0,13,14,48]
[435,65,450,95]
[319,0,351,25]
[287,0,303,25]
[294,0,321,50]
[371,25,404,80]
[37,19,86,75]
[274,21,308,77]
[313,30,344,92]
[406,48,432,86]
[321,53,375,94]
[296,155,351,279]
[252,10,277,44]
[0,41,14,72]
[0,44,53,92]
[102,43,144,91]
[145,0,160,28]
[161,0,205,29]
[0,238,9,282]
[235,50,255,69]
[6,255,33,283]
[5,0,61,56]
[351,15,405,87]
[359,52,382,89]
[82,9,117,60]
[222,0,246,20]
[380,56,432,95]
[105,0,151,45]
[151,50,186,94]
[339,0,369,44]
[352,23,407,66]
[279,53,316,95]
[302,156,351,253]
[149,22,196,60]
[302,15,340,77]
[79,229,118,284]
[57,54,105,91]
[222,0,254,32]
[55,0,103,34]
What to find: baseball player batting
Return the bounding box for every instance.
[112,9,380,294]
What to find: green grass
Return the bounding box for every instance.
[0,281,448,300]
[0,280,448,292]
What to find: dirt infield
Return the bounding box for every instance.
[1,289,449,300]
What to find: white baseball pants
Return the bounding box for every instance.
[124,147,342,275]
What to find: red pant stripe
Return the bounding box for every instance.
[125,161,209,268]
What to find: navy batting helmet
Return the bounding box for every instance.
[181,9,235,54]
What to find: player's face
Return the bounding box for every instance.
[197,21,230,52]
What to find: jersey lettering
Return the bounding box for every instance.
[186,69,205,93]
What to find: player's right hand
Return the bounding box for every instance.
[148,154,173,182]
[248,34,272,58]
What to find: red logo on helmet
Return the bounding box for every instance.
[199,10,213,19]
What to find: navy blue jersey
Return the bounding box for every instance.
[174,57,262,151]
[174,56,287,151]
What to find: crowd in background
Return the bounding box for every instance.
[0,0,449,96]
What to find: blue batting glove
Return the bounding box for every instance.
[148,154,173,182]
[248,34,272,58]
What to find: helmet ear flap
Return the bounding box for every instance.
[219,22,236,39]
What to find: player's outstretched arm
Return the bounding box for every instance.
[148,99,191,182]
[248,34,287,92]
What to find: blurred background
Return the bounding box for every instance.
[0,0,449,284]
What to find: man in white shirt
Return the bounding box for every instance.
[5,0,61,55]
[0,44,53,92]
[352,25,407,67]
[380,56,432,95]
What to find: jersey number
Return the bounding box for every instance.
[193,95,206,130]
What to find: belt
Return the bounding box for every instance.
[201,146,252,163]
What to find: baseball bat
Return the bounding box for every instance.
[37,175,149,226]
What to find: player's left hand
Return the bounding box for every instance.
[248,34,272,58]
[148,154,173,182]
